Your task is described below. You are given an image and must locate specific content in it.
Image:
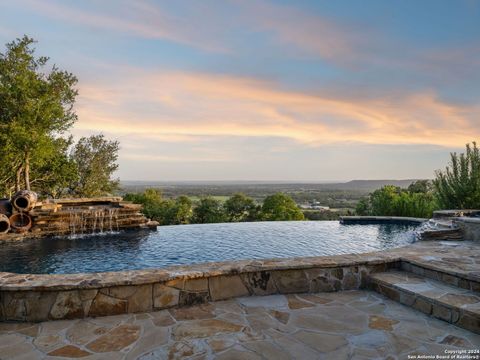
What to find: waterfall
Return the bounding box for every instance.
[107,208,120,232]
[66,206,121,237]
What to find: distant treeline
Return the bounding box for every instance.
[124,191,305,225]
[356,142,480,218]
[119,181,418,211]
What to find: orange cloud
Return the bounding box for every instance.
[74,69,480,148]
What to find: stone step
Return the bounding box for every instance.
[368,270,480,334]
[400,259,480,293]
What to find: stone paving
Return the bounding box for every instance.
[0,290,478,360]
[389,241,480,281]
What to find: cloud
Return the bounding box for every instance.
[73,67,480,154]
[13,0,480,84]
[18,0,371,60]
[17,0,233,52]
[235,0,373,61]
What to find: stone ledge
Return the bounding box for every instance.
[0,251,400,292]
[340,216,427,224]
[1,240,479,322]
[1,263,393,322]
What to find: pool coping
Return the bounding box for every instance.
[1,240,479,322]
[0,249,400,291]
[340,216,427,224]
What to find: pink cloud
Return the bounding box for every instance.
[74,68,480,149]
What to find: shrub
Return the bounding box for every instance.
[433,142,480,209]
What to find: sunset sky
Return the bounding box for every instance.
[1,0,479,181]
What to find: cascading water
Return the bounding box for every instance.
[107,208,120,232]
[414,218,462,241]
[68,206,121,237]
[1,196,155,239]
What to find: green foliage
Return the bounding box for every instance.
[407,180,431,194]
[0,36,78,192]
[369,185,400,216]
[303,209,352,220]
[30,137,78,198]
[160,196,193,225]
[192,197,227,224]
[70,134,120,197]
[223,193,259,222]
[356,183,437,218]
[261,193,305,221]
[433,142,480,209]
[126,190,307,225]
[0,36,119,199]
[355,198,370,216]
[124,190,193,225]
[124,189,164,220]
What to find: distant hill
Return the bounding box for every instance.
[332,179,420,191]
[120,179,423,194]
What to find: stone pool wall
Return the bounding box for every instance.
[0,253,399,322]
[339,216,426,225]
[455,217,480,242]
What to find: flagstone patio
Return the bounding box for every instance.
[0,290,478,359]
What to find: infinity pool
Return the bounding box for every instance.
[0,221,419,274]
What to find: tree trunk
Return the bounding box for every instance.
[15,164,23,192]
[24,151,30,191]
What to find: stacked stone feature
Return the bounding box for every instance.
[0,196,157,239]
[30,198,155,236]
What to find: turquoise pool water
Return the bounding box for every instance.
[0,221,418,274]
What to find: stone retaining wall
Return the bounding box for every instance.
[0,252,398,322]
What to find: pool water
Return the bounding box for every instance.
[0,221,419,274]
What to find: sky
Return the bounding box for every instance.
[1,0,479,182]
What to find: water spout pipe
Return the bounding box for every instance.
[9,213,33,232]
[0,214,10,233]
[12,190,38,212]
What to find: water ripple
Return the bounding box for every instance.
[0,221,418,274]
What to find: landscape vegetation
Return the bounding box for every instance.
[0,2,479,358]
[1,36,479,226]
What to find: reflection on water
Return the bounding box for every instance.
[0,221,418,274]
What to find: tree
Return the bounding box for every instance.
[407,180,431,194]
[172,196,193,224]
[159,196,193,225]
[192,197,226,224]
[261,193,304,221]
[224,193,258,222]
[30,137,78,198]
[0,36,78,191]
[0,142,18,196]
[357,185,436,218]
[70,134,119,197]
[124,189,164,220]
[369,185,400,216]
[355,198,370,216]
[433,142,480,209]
